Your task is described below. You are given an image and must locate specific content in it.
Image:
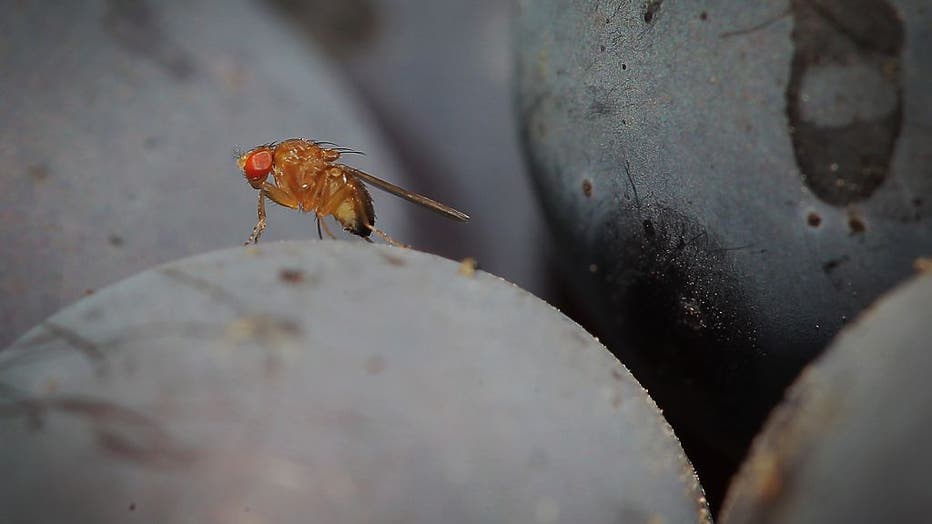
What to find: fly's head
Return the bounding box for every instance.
[238,146,274,189]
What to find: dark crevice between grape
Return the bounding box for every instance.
[575,204,804,515]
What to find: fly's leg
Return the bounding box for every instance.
[319,218,337,239]
[311,179,339,240]
[245,191,268,245]
[246,183,299,245]
[317,183,354,240]
[318,184,354,215]
[305,172,331,214]
[315,214,338,240]
[365,223,409,248]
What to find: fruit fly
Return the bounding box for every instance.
[236,138,469,245]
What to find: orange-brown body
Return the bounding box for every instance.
[264,139,375,237]
[237,138,469,245]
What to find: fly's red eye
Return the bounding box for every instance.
[244,149,273,181]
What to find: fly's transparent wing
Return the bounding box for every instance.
[341,165,470,222]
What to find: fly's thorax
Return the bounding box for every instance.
[275,150,323,195]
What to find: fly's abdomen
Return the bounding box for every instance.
[334,180,375,237]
